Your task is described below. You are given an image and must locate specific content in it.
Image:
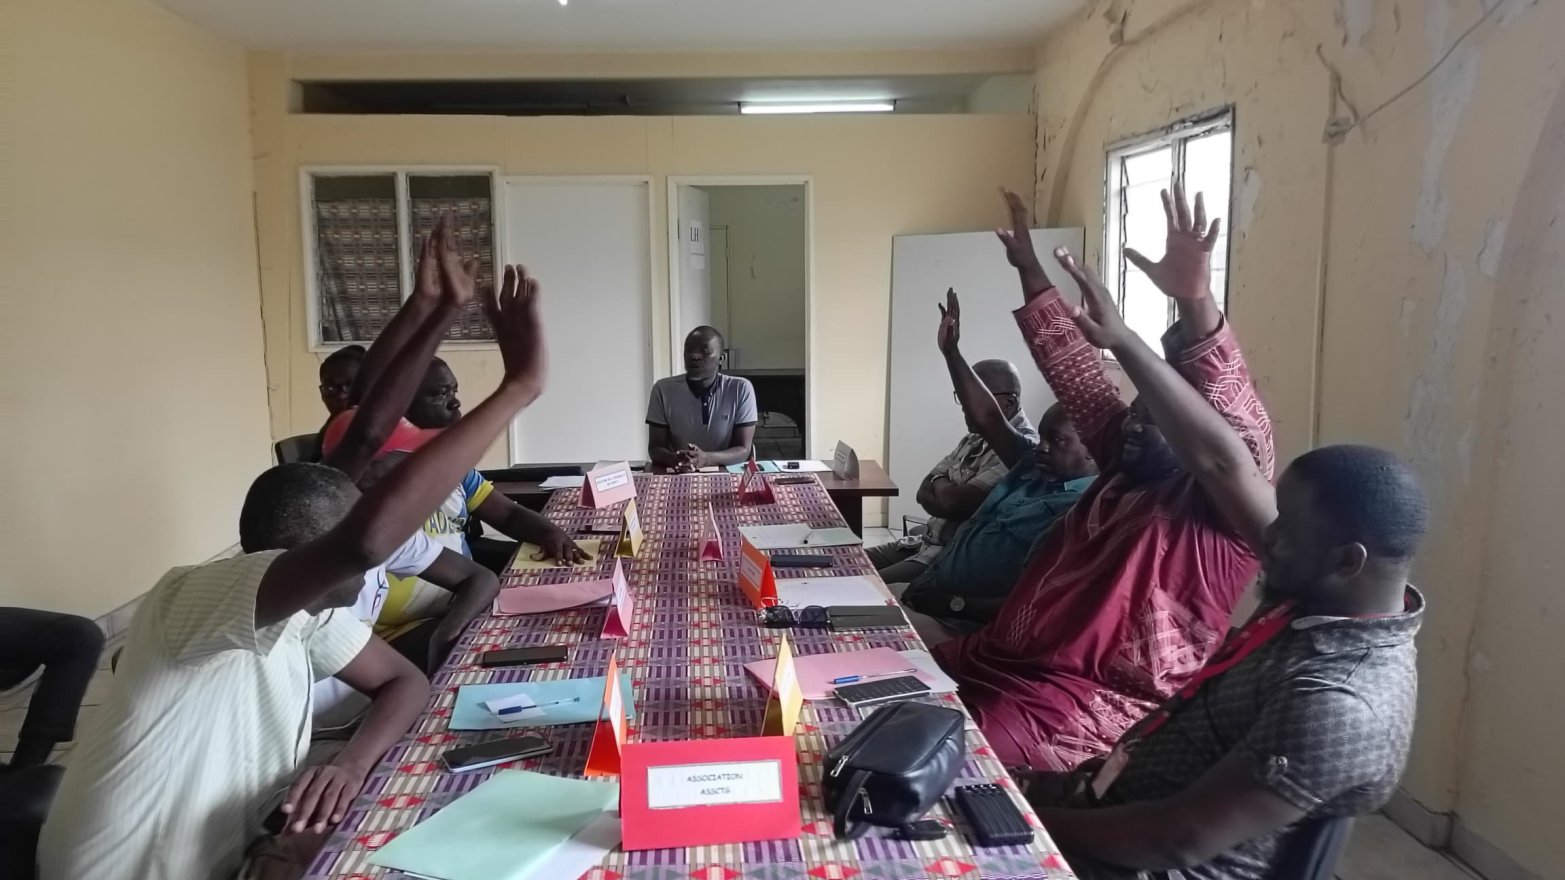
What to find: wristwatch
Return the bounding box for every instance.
[948,595,967,614]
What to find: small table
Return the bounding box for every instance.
[494,461,900,536]
[815,459,899,536]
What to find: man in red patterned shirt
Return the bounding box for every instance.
[935,185,1274,770]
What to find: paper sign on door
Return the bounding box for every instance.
[699,503,723,562]
[737,457,776,506]
[619,736,800,850]
[600,558,633,640]
[738,536,778,609]
[581,461,637,509]
[761,635,803,737]
[615,498,644,558]
[831,441,860,480]
[584,652,628,777]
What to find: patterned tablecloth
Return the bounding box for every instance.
[308,473,1078,880]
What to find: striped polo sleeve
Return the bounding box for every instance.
[306,609,373,680]
[158,550,288,663]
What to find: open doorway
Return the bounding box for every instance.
[669,178,810,460]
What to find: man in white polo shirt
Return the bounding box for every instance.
[647,325,759,472]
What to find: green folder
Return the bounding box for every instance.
[368,770,619,880]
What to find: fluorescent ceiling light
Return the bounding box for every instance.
[740,101,895,115]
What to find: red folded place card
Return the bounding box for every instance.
[699,503,723,562]
[584,652,627,777]
[582,461,637,509]
[600,558,633,639]
[738,535,778,609]
[737,457,776,506]
[620,735,801,851]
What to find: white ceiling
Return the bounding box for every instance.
[152,0,1086,52]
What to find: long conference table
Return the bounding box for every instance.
[307,473,1078,880]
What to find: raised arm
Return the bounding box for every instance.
[347,216,476,406]
[938,289,1030,468]
[1053,247,1275,550]
[1129,183,1275,480]
[995,190,1128,468]
[323,218,474,482]
[256,264,549,626]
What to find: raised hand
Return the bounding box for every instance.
[936,288,961,356]
[411,217,444,303]
[434,214,479,309]
[1124,181,1221,302]
[995,189,1053,300]
[1053,247,1132,351]
[485,264,546,393]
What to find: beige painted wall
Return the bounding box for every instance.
[1033,0,1564,873]
[251,52,1036,498]
[0,0,271,616]
[703,185,808,371]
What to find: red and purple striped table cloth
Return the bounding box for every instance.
[307,473,1078,880]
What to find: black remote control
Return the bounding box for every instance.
[952,784,1035,847]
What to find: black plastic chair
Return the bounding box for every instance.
[0,762,65,878]
[274,432,319,464]
[1272,816,1355,880]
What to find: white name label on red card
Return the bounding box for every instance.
[738,553,763,586]
[647,759,784,810]
[594,469,631,492]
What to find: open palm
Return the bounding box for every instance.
[1125,181,1221,302]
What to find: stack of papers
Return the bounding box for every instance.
[773,575,889,608]
[772,460,833,472]
[744,647,958,701]
[738,524,863,550]
[452,674,636,731]
[368,770,620,880]
[493,579,614,616]
[540,475,586,489]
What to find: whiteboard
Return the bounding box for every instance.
[502,178,653,463]
[886,228,1084,530]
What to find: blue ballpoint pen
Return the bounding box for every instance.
[830,668,917,686]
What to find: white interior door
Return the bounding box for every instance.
[503,178,652,463]
[886,228,1084,530]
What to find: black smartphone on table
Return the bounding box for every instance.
[478,644,571,668]
[441,734,553,773]
[827,605,908,630]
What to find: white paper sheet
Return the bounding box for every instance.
[899,649,959,694]
[540,475,586,489]
[739,525,864,550]
[773,576,890,608]
[769,460,833,473]
[523,810,621,880]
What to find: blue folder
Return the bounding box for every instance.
[450,673,637,731]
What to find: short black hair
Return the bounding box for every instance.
[1041,402,1069,429]
[1288,444,1429,561]
[239,463,358,553]
[687,325,725,348]
[322,345,366,369]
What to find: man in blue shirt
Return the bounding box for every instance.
[890,290,1098,646]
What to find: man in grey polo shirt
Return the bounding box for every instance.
[647,326,759,472]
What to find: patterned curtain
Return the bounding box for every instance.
[409,197,496,341]
[314,198,401,343]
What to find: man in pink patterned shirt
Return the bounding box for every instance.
[935,185,1274,770]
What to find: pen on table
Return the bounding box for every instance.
[495,697,581,716]
[830,668,917,685]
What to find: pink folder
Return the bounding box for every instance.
[744,647,926,700]
[493,578,615,616]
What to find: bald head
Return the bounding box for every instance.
[973,359,1022,396]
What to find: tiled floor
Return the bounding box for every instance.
[1,617,1483,880]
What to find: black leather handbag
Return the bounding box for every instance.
[823,701,967,839]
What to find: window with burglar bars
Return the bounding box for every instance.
[1103,110,1234,352]
[305,169,498,346]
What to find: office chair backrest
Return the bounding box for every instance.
[274,433,319,465]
